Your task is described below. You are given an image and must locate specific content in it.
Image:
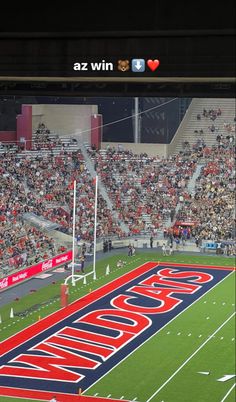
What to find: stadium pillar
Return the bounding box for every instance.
[61,284,69,307]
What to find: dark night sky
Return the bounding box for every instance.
[1,96,184,143]
[1,2,235,31]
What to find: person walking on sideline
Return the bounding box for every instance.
[80,254,85,273]
[162,243,167,256]
[150,236,153,248]
[131,245,136,256]
[128,244,132,256]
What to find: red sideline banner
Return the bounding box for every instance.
[0,250,72,291]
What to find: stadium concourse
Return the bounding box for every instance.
[0,103,235,287]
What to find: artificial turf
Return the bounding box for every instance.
[0,252,235,402]
[85,269,235,402]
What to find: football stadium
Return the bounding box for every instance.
[0,95,235,402]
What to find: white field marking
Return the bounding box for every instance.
[206,317,210,319]
[167,331,171,335]
[213,301,216,304]
[222,302,226,305]
[146,312,235,402]
[204,301,207,303]
[232,338,235,341]
[120,397,124,400]
[220,383,236,402]
[131,398,138,401]
[107,394,111,397]
[217,374,236,382]
[188,333,192,336]
[177,332,181,336]
[85,268,235,394]
[94,393,99,396]
[220,337,224,340]
[197,371,210,375]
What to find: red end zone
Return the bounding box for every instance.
[0,262,158,356]
[0,261,234,401]
[0,261,158,401]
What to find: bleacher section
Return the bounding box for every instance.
[0,98,235,277]
[172,98,235,153]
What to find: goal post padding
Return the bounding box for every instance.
[61,284,69,307]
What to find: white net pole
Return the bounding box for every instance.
[71,180,77,286]
[93,175,98,279]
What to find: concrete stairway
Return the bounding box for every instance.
[187,162,205,196]
[78,141,130,235]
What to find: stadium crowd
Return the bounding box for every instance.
[89,147,197,235]
[0,122,235,275]
[0,148,125,275]
[175,142,235,244]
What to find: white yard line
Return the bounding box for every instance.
[146,312,235,402]
[220,382,236,402]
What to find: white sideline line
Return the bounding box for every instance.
[220,382,236,402]
[146,312,235,402]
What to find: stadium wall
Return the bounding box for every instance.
[0,131,16,142]
[16,105,32,150]
[101,142,168,157]
[31,105,98,142]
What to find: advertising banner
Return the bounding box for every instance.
[0,250,72,291]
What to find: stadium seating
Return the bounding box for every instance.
[0,102,235,275]
[171,98,235,153]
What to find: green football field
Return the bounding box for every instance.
[0,252,235,402]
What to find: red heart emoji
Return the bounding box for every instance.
[147,59,160,71]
